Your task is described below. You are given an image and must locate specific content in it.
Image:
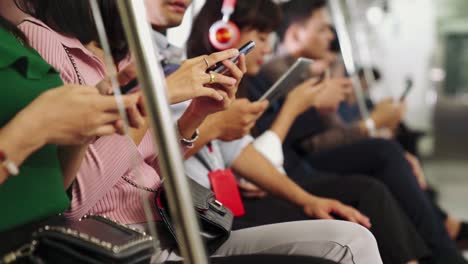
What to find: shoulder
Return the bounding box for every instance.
[18,18,76,83]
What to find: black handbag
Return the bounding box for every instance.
[24,214,155,264]
[155,178,234,254]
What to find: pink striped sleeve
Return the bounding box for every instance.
[18,20,77,84]
[66,134,144,219]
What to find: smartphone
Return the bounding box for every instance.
[399,78,413,101]
[258,57,314,102]
[120,78,139,94]
[207,41,256,74]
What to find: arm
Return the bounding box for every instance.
[231,144,371,227]
[0,111,46,183]
[300,113,369,153]
[231,144,313,207]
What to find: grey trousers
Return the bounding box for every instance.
[132,220,383,264]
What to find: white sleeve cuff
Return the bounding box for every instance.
[253,130,286,174]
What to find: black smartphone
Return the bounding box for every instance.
[120,78,139,94]
[399,78,413,101]
[207,41,256,74]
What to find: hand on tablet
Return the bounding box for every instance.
[314,78,352,114]
[284,79,324,116]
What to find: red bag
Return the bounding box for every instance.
[209,169,245,217]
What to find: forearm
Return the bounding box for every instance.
[0,110,46,169]
[183,117,220,158]
[301,116,368,153]
[270,101,300,142]
[231,144,315,207]
[58,145,89,189]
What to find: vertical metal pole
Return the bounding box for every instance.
[328,0,370,119]
[345,0,378,92]
[116,1,208,263]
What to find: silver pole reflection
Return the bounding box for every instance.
[328,0,370,119]
[116,1,208,263]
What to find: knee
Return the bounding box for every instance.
[345,222,382,261]
[363,138,407,166]
[346,176,391,197]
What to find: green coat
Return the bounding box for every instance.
[0,26,69,232]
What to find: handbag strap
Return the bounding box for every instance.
[63,45,85,85]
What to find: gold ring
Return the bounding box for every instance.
[203,57,210,69]
[209,72,216,84]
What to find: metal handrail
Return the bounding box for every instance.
[328,0,370,120]
[345,0,378,94]
[116,1,209,263]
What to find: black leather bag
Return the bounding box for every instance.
[155,178,234,254]
[31,214,155,264]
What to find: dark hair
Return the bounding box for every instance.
[277,0,327,41]
[15,0,128,62]
[187,0,281,58]
[358,67,381,81]
[329,26,340,53]
[0,15,27,44]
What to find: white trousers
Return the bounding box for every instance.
[132,220,383,264]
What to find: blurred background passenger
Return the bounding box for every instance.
[246,0,468,263]
[186,1,432,263]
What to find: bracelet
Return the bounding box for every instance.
[177,122,200,148]
[0,149,19,176]
[364,118,377,137]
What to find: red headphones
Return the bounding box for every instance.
[209,0,240,50]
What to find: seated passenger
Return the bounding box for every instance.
[0,14,142,254]
[247,0,468,263]
[184,1,429,263]
[3,0,383,263]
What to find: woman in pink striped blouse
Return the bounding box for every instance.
[6,1,245,225]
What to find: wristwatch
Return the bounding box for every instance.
[0,149,19,176]
[177,122,200,148]
[365,118,377,137]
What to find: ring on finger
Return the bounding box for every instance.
[209,72,216,84]
[203,57,210,69]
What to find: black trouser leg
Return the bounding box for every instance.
[304,138,465,263]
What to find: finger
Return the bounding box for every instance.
[96,93,139,111]
[114,120,126,135]
[237,54,247,74]
[354,212,372,228]
[204,72,237,87]
[117,64,138,86]
[315,210,334,220]
[205,49,239,67]
[92,125,118,137]
[249,101,269,114]
[137,94,147,117]
[222,58,244,81]
[95,78,113,95]
[218,90,231,108]
[196,87,224,101]
[127,105,145,129]
[98,112,122,124]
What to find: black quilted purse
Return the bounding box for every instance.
[0,215,154,264]
[156,178,234,254]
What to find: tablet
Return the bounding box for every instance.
[258,58,314,102]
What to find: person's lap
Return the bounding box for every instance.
[235,174,430,263]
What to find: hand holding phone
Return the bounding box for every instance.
[120,78,139,94]
[399,78,413,101]
[207,41,256,74]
